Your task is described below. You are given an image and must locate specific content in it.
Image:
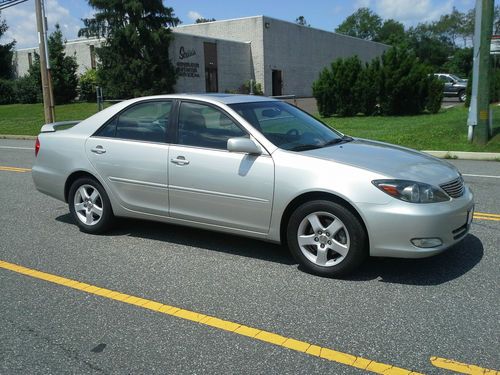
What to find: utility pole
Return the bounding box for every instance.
[467,0,494,144]
[34,0,55,123]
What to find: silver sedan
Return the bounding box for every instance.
[32,94,474,277]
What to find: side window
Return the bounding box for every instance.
[178,102,247,149]
[95,101,172,142]
[439,75,451,83]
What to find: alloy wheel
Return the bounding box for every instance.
[73,184,103,226]
[296,211,350,267]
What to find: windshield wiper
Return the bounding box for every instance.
[322,135,353,147]
[289,144,323,151]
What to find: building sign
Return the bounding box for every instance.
[179,46,196,59]
[176,46,200,78]
[491,35,500,55]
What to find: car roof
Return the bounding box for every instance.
[123,93,279,106]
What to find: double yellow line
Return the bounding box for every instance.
[474,212,500,222]
[0,166,31,172]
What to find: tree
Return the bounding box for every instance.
[295,16,310,27]
[196,17,216,23]
[79,0,180,99]
[335,8,382,40]
[406,24,454,70]
[0,11,16,79]
[376,19,405,45]
[29,24,78,104]
[494,5,500,34]
[378,47,430,115]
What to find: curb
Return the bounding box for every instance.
[423,150,500,161]
[0,135,37,140]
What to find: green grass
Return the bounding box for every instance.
[0,102,499,152]
[321,105,500,152]
[0,102,100,136]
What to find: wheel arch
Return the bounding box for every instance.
[279,191,369,248]
[64,170,102,203]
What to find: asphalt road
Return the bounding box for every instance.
[0,139,499,374]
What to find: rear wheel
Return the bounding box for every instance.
[286,200,367,277]
[68,177,114,234]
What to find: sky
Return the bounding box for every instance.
[0,0,486,49]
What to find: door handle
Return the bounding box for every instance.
[171,156,190,165]
[91,145,106,154]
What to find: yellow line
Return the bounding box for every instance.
[0,259,422,375]
[474,212,500,219]
[473,215,500,222]
[0,166,31,172]
[430,356,500,374]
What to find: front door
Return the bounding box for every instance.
[168,101,274,233]
[272,69,282,96]
[86,100,172,216]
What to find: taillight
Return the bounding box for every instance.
[35,137,40,157]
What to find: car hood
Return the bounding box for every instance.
[302,139,459,184]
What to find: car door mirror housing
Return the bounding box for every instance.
[227,137,262,155]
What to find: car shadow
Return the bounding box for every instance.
[56,214,483,284]
[344,234,483,285]
[55,213,295,266]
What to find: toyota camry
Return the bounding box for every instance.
[32,94,474,277]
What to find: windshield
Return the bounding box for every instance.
[449,74,465,82]
[228,101,345,151]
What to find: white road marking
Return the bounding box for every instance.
[0,146,33,150]
[463,173,500,179]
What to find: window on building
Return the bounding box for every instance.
[90,45,96,69]
[28,53,33,68]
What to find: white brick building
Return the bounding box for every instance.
[13,15,388,97]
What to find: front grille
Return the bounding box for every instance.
[440,177,465,198]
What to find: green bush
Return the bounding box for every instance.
[313,47,437,117]
[312,66,336,117]
[335,56,363,116]
[15,75,41,104]
[379,47,429,115]
[241,80,263,95]
[465,68,500,107]
[0,79,15,104]
[490,69,500,103]
[426,76,444,114]
[356,58,381,115]
[78,69,98,102]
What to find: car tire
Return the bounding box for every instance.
[458,90,466,102]
[68,177,114,234]
[286,200,367,277]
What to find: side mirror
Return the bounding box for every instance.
[227,137,262,155]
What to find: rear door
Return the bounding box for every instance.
[86,100,172,216]
[168,101,275,233]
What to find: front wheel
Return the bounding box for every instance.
[286,200,367,277]
[68,177,114,234]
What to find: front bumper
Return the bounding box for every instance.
[357,187,474,258]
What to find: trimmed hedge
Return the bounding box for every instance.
[313,46,444,117]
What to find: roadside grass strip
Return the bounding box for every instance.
[430,357,500,375]
[0,259,424,375]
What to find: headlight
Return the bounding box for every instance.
[372,179,450,203]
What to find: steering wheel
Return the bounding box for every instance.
[286,129,300,137]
